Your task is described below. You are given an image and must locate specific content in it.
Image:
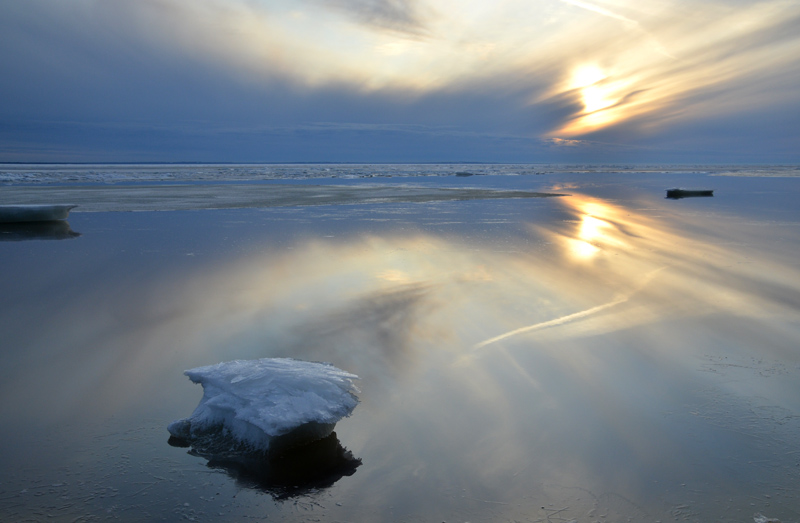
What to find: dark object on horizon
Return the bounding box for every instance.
[0,221,81,241]
[0,204,78,223]
[169,431,361,500]
[666,188,714,199]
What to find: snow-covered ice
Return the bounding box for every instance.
[754,514,782,523]
[168,358,359,453]
[0,204,76,223]
[6,162,794,185]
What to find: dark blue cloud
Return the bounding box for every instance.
[1,0,798,163]
[0,1,570,162]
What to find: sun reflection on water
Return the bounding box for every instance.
[9,194,799,425]
[3,193,800,520]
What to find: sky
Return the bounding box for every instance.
[1,0,799,163]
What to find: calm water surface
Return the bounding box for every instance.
[1,172,799,522]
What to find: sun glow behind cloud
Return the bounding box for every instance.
[122,0,799,137]
[3,0,800,159]
[548,0,800,136]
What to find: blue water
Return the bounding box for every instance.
[1,166,799,522]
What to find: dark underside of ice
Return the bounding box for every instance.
[169,431,361,499]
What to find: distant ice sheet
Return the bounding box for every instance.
[4,163,796,185]
[168,358,359,453]
[0,163,548,184]
[0,184,564,212]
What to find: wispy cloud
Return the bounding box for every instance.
[319,0,432,37]
[558,0,676,59]
[545,1,800,138]
[1,0,799,161]
[114,0,799,136]
[559,0,639,25]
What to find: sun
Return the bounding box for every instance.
[570,65,606,89]
[549,64,630,135]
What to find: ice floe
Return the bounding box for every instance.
[168,358,359,454]
[0,204,76,223]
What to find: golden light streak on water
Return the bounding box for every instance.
[3,187,800,520]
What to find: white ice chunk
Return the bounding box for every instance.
[754,514,781,523]
[168,358,359,452]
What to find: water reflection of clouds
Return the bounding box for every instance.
[3,194,799,518]
[78,193,800,407]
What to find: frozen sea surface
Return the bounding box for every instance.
[1,162,798,185]
[0,166,799,522]
[0,183,564,212]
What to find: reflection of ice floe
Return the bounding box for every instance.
[171,431,361,499]
[0,220,81,241]
[168,358,359,454]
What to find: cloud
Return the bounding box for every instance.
[319,0,432,37]
[544,0,800,140]
[559,0,639,25]
[1,0,799,161]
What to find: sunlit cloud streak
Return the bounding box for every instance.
[97,0,800,132]
[317,0,432,37]
[1,0,799,160]
[559,0,639,25]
